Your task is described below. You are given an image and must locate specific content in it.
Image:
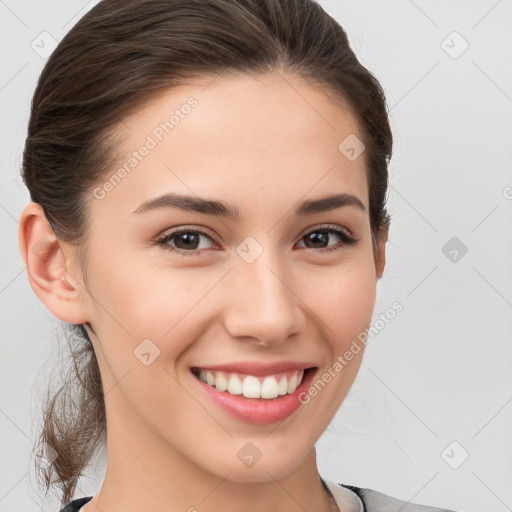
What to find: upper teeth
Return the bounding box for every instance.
[197,369,305,399]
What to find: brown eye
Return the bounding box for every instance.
[155,229,217,256]
[297,226,357,252]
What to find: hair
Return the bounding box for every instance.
[22,0,392,505]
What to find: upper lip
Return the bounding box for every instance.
[191,360,317,377]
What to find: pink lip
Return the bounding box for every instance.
[192,360,316,377]
[192,366,318,425]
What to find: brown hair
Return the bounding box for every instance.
[22,0,392,505]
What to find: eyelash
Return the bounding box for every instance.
[154,224,357,257]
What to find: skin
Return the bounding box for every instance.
[19,71,387,512]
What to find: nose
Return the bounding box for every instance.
[222,249,304,346]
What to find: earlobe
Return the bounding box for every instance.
[18,202,90,324]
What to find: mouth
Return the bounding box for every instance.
[191,364,319,424]
[190,366,317,400]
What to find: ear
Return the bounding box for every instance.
[18,202,90,324]
[374,224,389,280]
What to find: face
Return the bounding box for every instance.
[73,72,386,483]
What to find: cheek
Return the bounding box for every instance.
[85,259,207,417]
[88,255,218,364]
[298,258,376,346]
[90,252,194,329]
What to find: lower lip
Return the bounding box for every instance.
[192,368,317,425]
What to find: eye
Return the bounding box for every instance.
[155,227,218,256]
[296,224,357,253]
[155,224,357,257]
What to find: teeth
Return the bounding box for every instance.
[243,376,261,398]
[288,373,298,394]
[206,371,215,386]
[197,368,306,399]
[277,376,288,395]
[260,375,279,399]
[215,371,228,392]
[227,374,243,395]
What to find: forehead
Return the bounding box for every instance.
[95,72,369,219]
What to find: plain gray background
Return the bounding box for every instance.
[1,1,511,511]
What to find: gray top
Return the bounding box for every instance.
[58,479,460,511]
[323,478,460,512]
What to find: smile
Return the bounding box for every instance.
[192,368,305,399]
[190,362,318,424]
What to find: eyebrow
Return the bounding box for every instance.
[132,192,366,219]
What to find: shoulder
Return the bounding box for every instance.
[339,483,461,512]
[58,496,93,512]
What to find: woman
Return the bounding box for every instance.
[18,0,460,511]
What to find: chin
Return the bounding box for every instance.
[199,445,309,484]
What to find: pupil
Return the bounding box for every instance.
[176,232,199,249]
[307,232,327,248]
